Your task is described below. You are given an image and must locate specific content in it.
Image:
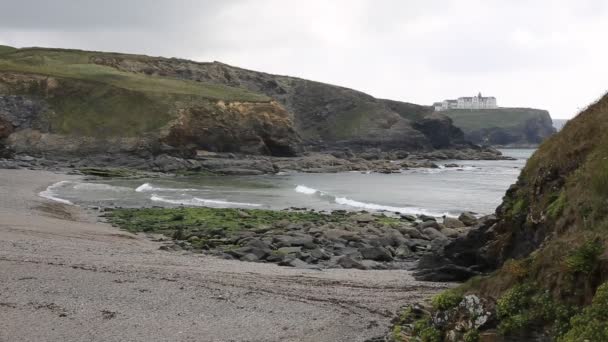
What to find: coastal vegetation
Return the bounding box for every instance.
[392,93,608,341]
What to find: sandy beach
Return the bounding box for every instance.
[0,169,449,342]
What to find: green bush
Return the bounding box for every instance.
[559,282,608,341]
[431,290,463,311]
[412,318,442,342]
[564,239,603,274]
[496,284,574,336]
[463,329,480,342]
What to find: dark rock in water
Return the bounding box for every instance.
[400,214,416,222]
[444,163,460,168]
[419,214,437,222]
[360,247,393,262]
[458,212,478,226]
[336,255,367,270]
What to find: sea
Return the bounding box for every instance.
[43,149,535,217]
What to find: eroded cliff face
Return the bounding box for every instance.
[165,100,299,157]
[90,54,467,151]
[0,71,300,157]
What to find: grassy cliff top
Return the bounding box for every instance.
[0,47,269,102]
[441,107,551,131]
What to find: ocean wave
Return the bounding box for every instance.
[150,194,261,207]
[295,185,318,195]
[38,181,74,205]
[135,183,199,193]
[295,184,452,217]
[334,196,450,217]
[73,182,132,192]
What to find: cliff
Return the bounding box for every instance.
[403,93,608,341]
[442,107,556,146]
[0,46,475,159]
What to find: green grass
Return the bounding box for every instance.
[442,108,549,132]
[431,289,463,311]
[0,47,271,137]
[559,282,608,342]
[0,45,17,55]
[0,58,268,101]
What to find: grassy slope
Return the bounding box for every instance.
[410,94,608,341]
[441,108,550,131]
[0,48,269,137]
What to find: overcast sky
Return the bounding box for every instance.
[2,0,607,119]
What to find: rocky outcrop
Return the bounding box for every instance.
[0,70,300,158]
[90,54,469,152]
[442,108,556,146]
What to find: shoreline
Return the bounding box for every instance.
[0,168,452,342]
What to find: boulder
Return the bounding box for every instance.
[419,214,437,222]
[420,220,441,230]
[441,228,460,238]
[422,228,448,241]
[400,214,416,222]
[360,246,393,262]
[443,217,466,229]
[458,212,478,226]
[398,227,425,239]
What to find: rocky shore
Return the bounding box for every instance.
[0,146,511,175]
[104,206,493,272]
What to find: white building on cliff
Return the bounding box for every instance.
[433,92,497,111]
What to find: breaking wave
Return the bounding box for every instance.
[39,181,74,205]
[135,183,199,192]
[295,185,318,195]
[150,194,261,207]
[294,184,452,217]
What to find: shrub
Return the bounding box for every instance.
[497,283,576,337]
[431,290,463,311]
[412,317,442,342]
[463,329,480,342]
[559,282,608,341]
[564,239,603,274]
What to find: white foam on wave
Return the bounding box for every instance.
[295,185,318,195]
[150,194,261,207]
[135,183,199,193]
[73,183,131,192]
[334,196,452,217]
[38,181,74,205]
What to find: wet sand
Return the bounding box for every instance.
[0,169,449,342]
